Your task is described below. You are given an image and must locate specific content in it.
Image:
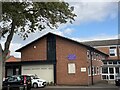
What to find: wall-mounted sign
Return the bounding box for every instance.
[81,67,86,72]
[68,54,76,60]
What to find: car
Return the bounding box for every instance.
[26,74,47,88]
[3,75,31,90]
[115,74,120,86]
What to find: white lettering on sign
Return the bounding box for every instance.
[81,67,86,72]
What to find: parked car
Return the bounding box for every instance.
[27,74,47,88]
[3,75,31,90]
[115,74,120,86]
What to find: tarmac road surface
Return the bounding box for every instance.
[31,86,119,90]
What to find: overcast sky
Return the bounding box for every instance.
[0,0,119,58]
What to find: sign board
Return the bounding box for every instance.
[81,67,86,72]
[67,54,76,60]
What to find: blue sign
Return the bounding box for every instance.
[68,54,76,60]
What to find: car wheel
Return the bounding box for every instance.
[33,83,38,88]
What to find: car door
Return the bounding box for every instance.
[7,76,19,86]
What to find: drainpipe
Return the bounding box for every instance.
[90,51,94,85]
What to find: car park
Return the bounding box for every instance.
[3,75,31,90]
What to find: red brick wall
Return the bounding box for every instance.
[56,36,103,85]
[56,37,89,85]
[96,47,119,60]
[21,37,47,61]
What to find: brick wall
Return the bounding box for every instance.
[21,37,47,61]
[56,36,89,85]
[56,36,103,85]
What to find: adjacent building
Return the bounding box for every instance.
[11,33,108,85]
[83,39,120,82]
[5,55,21,77]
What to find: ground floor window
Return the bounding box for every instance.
[88,66,100,76]
[102,67,120,80]
[109,68,114,74]
[68,63,76,74]
[102,67,108,74]
[102,75,108,80]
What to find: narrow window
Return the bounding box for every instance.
[88,66,91,76]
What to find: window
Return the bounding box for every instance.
[109,47,117,56]
[88,66,91,76]
[68,63,76,74]
[102,67,108,74]
[109,68,114,74]
[115,67,119,74]
[109,75,114,79]
[97,67,99,75]
[94,66,96,75]
[108,61,113,65]
[113,61,117,65]
[118,61,120,65]
[93,52,96,60]
[87,50,90,59]
[103,61,107,64]
[102,75,108,80]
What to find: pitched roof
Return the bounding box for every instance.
[16,32,108,56]
[82,39,120,46]
[6,56,21,63]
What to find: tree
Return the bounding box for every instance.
[0,1,76,89]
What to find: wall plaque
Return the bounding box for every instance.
[68,54,76,60]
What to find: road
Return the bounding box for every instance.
[31,86,119,90]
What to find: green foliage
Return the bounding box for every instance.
[1,1,76,39]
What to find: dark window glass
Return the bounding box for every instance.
[118,61,120,64]
[102,75,108,80]
[109,68,114,74]
[108,61,113,64]
[113,61,117,64]
[116,67,119,74]
[110,53,115,56]
[110,47,116,49]
[103,61,107,64]
[102,67,108,74]
[109,75,114,79]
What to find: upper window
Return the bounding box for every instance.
[87,50,91,59]
[109,47,117,57]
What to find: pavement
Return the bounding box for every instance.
[45,83,118,88]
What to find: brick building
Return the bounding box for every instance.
[6,33,108,85]
[5,55,21,77]
[83,39,120,83]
